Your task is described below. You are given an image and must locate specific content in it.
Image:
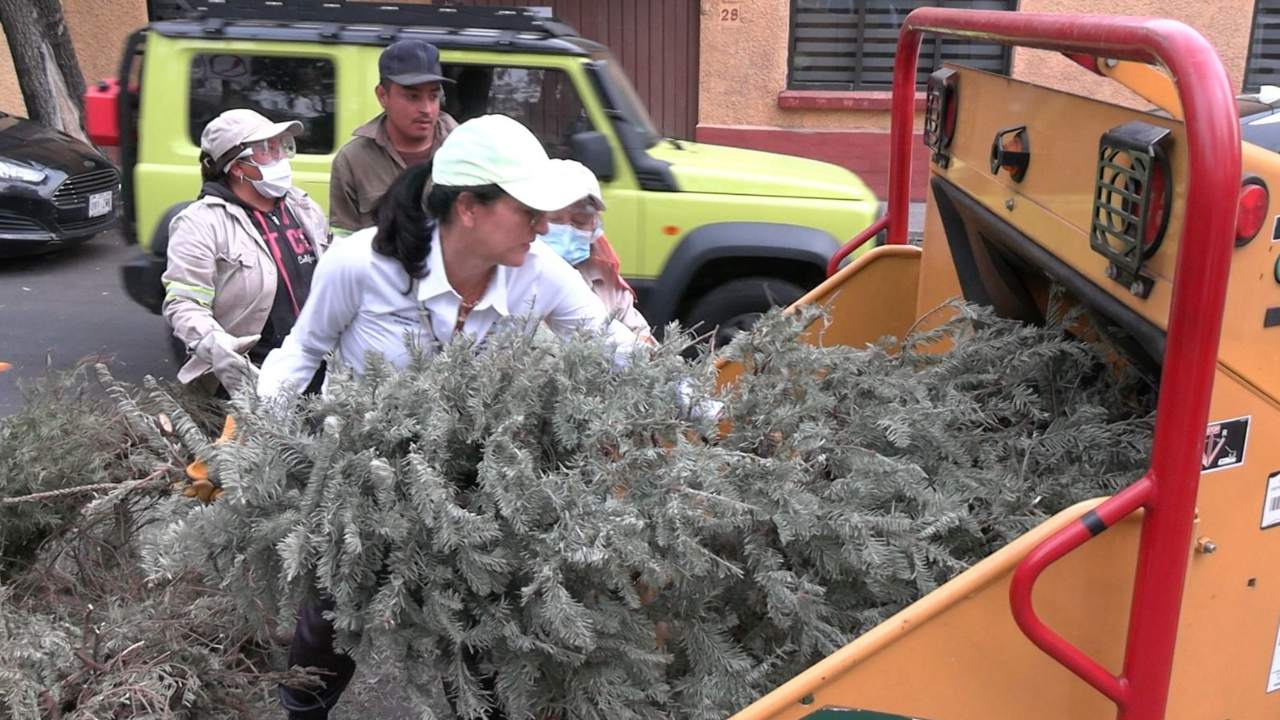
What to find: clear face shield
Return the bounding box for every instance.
[547,198,602,233]
[237,134,297,167]
[232,133,297,198]
[540,198,604,266]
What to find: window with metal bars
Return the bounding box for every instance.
[1246,0,1280,92]
[788,0,1017,91]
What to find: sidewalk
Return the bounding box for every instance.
[908,201,926,243]
[876,201,927,244]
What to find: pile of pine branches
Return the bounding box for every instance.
[0,301,1155,719]
[0,371,307,718]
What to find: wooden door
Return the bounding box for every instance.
[453,0,700,140]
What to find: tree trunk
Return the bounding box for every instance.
[34,0,86,115]
[0,0,87,142]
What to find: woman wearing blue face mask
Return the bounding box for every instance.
[162,108,330,396]
[539,160,654,341]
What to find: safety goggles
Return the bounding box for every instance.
[236,134,297,166]
[548,199,601,232]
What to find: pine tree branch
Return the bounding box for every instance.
[0,469,167,505]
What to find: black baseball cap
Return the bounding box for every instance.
[379,39,454,86]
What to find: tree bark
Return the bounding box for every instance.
[34,0,86,115]
[0,0,87,142]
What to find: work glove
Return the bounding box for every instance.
[180,415,237,503]
[675,378,725,424]
[183,473,220,503]
[194,330,260,394]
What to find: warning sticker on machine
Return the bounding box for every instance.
[1202,416,1250,473]
[1263,473,1280,530]
[1268,619,1280,692]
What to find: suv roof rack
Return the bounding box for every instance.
[149,0,579,37]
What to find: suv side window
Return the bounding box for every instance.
[188,54,336,154]
[443,65,589,158]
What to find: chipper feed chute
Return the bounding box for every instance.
[729,8,1280,720]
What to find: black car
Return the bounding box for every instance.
[1240,86,1280,154]
[0,111,120,257]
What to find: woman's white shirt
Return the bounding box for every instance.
[257,226,638,397]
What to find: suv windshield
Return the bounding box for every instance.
[597,58,661,148]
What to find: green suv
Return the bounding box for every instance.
[95,2,877,345]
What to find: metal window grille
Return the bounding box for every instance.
[1246,0,1280,92]
[788,0,1017,90]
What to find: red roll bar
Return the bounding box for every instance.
[881,9,1239,720]
[827,215,889,277]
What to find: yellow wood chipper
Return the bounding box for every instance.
[726,8,1280,720]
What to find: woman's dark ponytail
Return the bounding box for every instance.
[372,161,436,290]
[371,162,504,293]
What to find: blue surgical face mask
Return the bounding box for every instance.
[539,223,593,266]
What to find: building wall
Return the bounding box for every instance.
[1013,0,1254,108]
[0,0,147,116]
[0,31,18,116]
[697,0,1257,199]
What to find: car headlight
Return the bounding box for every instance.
[0,159,47,183]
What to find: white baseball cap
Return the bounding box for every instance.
[431,114,585,212]
[200,108,302,171]
[551,159,607,210]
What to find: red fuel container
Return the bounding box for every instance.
[84,78,119,147]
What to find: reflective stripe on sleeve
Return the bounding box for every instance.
[163,280,215,307]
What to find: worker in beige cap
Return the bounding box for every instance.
[162,108,329,396]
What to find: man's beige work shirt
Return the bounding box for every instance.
[328,112,457,234]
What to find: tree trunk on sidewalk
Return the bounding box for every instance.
[34,0,86,113]
[0,0,88,142]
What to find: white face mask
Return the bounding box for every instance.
[244,158,293,199]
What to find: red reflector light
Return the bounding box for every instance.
[1236,181,1269,246]
[1144,161,1168,251]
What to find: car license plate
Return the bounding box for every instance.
[88,191,112,218]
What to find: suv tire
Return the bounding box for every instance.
[685,276,806,350]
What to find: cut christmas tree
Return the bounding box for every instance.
[0,301,1154,719]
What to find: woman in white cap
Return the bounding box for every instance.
[539,159,653,342]
[163,108,329,396]
[267,115,640,720]
[257,114,638,398]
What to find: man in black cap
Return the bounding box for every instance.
[328,39,458,236]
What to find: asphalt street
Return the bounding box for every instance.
[0,230,173,416]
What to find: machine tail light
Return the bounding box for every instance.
[924,68,959,167]
[1235,178,1269,247]
[990,126,1031,182]
[1089,121,1173,297]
